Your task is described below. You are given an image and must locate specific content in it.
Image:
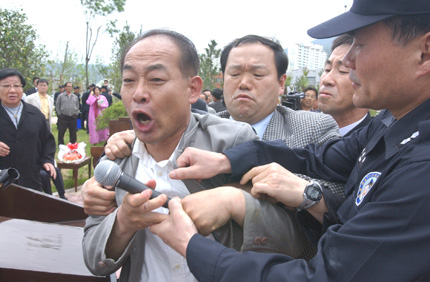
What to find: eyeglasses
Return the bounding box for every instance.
[0,84,23,90]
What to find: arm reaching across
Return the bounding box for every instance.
[150,197,198,257]
[181,187,246,235]
[242,163,328,223]
[170,147,232,180]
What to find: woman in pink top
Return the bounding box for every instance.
[86,86,109,144]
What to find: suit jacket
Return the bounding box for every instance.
[218,105,340,147]
[0,102,56,190]
[81,91,90,114]
[83,113,262,281]
[218,106,343,193]
[101,92,113,107]
[25,87,37,96]
[191,98,208,112]
[25,92,54,131]
[208,100,227,112]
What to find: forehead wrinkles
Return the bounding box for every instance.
[123,41,178,75]
[227,63,267,72]
[123,62,168,76]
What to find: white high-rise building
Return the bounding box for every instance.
[286,43,327,71]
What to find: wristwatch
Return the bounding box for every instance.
[297,181,323,211]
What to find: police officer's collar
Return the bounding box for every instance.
[384,99,430,158]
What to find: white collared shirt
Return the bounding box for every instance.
[339,114,367,136]
[132,140,197,282]
[229,112,274,139]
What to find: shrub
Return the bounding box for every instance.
[96,100,128,130]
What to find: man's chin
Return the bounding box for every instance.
[352,95,371,109]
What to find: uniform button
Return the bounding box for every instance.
[254,236,261,245]
[158,171,163,177]
[174,264,181,270]
[261,237,268,245]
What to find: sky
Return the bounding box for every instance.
[1,0,353,64]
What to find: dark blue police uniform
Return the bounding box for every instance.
[186,99,430,281]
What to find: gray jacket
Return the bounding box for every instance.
[55,92,80,117]
[83,113,300,281]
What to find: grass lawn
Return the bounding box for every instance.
[51,122,106,191]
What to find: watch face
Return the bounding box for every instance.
[307,185,322,201]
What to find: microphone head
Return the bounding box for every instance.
[94,160,122,187]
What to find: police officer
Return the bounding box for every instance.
[149,0,430,281]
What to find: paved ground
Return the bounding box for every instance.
[53,186,83,205]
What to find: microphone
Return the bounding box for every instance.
[94,160,170,208]
[0,167,20,189]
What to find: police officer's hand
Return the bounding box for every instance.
[241,162,309,209]
[150,197,198,258]
[170,147,232,180]
[181,187,246,235]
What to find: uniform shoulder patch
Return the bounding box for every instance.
[356,172,381,206]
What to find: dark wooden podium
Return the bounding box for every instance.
[0,184,113,281]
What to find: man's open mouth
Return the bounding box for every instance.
[136,113,151,125]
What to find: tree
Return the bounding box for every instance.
[294,67,310,92]
[47,44,86,92]
[80,0,127,87]
[0,8,48,87]
[284,75,293,94]
[199,40,221,89]
[80,0,126,16]
[107,22,140,92]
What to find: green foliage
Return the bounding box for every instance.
[294,76,309,92]
[294,67,310,92]
[47,45,86,89]
[369,109,380,117]
[0,8,48,86]
[96,100,128,130]
[80,0,126,17]
[199,40,221,89]
[284,76,293,94]
[107,23,139,92]
[80,0,127,88]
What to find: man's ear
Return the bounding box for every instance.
[278,74,287,95]
[188,76,203,104]
[417,32,430,77]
